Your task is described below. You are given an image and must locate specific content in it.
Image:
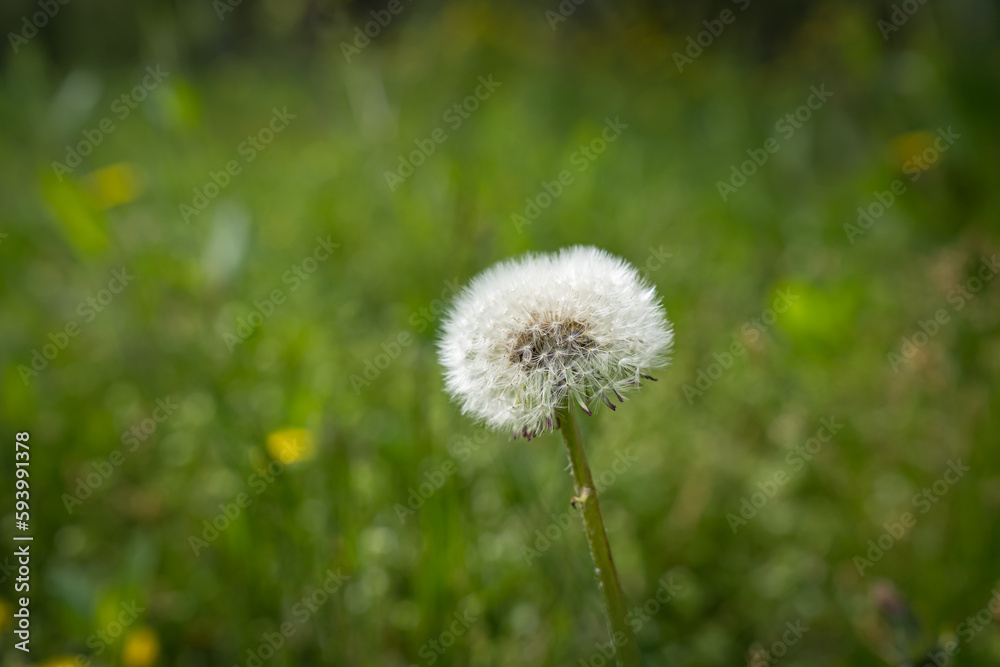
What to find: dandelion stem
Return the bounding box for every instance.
[558,406,642,667]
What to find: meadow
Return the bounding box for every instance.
[0,1,999,665]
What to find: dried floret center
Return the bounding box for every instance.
[509,318,597,368]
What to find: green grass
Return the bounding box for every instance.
[1,2,999,665]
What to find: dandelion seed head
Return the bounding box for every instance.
[438,246,673,438]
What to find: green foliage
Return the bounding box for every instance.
[1,2,999,666]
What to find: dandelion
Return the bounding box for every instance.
[438,245,673,666]
[438,245,672,439]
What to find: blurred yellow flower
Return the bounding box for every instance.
[81,162,146,209]
[0,597,11,633]
[36,657,80,667]
[889,130,937,167]
[266,427,315,464]
[122,627,160,667]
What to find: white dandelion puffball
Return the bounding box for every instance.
[438,246,673,439]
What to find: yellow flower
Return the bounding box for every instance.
[266,427,315,464]
[36,658,80,667]
[122,627,160,667]
[889,130,937,168]
[81,162,146,209]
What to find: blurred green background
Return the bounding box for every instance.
[1,0,999,665]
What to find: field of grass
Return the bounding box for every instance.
[1,1,999,665]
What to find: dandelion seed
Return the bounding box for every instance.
[438,245,673,438]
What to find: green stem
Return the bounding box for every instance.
[558,405,642,667]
